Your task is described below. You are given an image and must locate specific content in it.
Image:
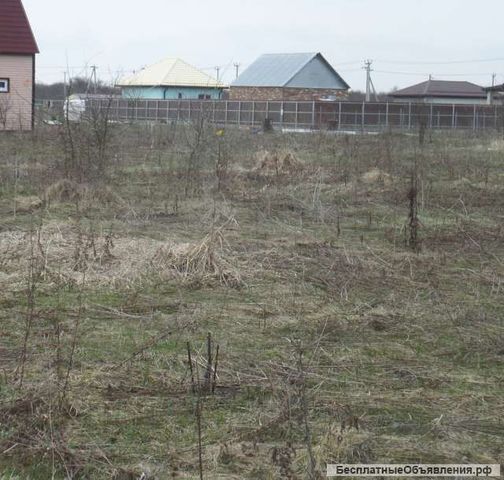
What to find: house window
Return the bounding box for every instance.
[0,78,9,93]
[198,94,211,100]
[178,93,183,99]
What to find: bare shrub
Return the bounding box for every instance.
[60,86,115,182]
[0,96,12,130]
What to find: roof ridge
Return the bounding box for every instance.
[160,57,180,85]
[424,78,431,95]
[262,51,318,56]
[282,52,319,86]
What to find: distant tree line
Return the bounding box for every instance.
[345,90,394,102]
[35,77,119,100]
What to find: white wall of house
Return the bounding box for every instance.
[0,54,33,130]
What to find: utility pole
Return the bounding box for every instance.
[215,66,220,82]
[86,65,98,95]
[233,62,241,79]
[363,60,378,102]
[492,73,496,87]
[91,65,98,94]
[63,71,71,100]
[364,60,373,102]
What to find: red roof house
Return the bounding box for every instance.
[0,0,39,130]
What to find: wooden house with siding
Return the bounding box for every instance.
[0,0,39,130]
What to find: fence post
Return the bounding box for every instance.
[252,101,255,126]
[238,101,241,126]
[385,102,389,129]
[408,103,412,130]
[430,103,433,129]
[224,101,228,125]
[338,102,342,131]
[311,101,315,129]
[452,104,456,129]
[473,104,477,131]
[361,102,365,132]
[295,102,299,130]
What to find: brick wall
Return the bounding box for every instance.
[229,86,348,101]
[0,54,34,131]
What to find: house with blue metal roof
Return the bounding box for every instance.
[230,52,350,101]
[117,57,225,100]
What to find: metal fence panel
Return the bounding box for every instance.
[34,98,504,132]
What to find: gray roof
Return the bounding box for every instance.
[391,80,486,99]
[232,52,350,89]
[484,83,504,92]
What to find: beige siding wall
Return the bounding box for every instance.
[0,54,33,130]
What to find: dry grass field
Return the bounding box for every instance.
[0,121,503,479]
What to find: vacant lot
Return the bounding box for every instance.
[0,122,503,479]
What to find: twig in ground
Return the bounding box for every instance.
[187,341,196,394]
[204,332,212,392]
[212,344,220,394]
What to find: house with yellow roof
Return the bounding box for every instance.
[116,57,225,100]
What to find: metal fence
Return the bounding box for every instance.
[36,98,504,132]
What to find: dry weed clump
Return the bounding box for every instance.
[11,195,43,214]
[45,178,83,204]
[488,139,504,151]
[361,168,393,186]
[255,149,304,174]
[152,225,242,287]
[0,221,244,291]
[0,225,159,290]
[44,179,126,210]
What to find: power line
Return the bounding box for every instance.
[373,70,502,77]
[376,57,504,65]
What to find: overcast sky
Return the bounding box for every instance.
[25,0,504,91]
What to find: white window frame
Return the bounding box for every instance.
[0,78,9,93]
